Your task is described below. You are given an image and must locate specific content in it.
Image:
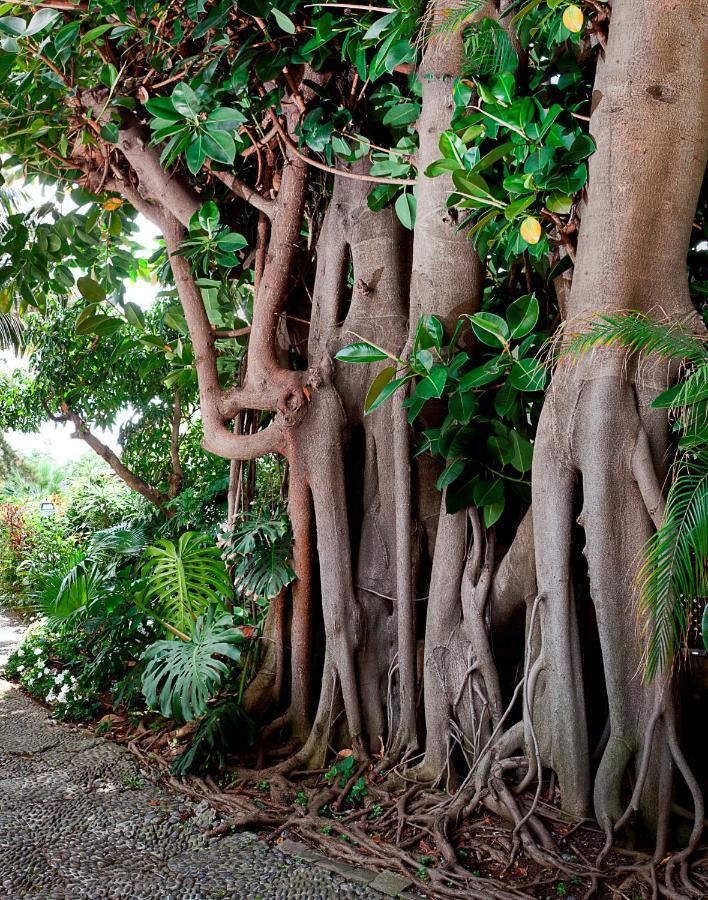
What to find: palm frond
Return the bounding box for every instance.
[463,18,516,77]
[30,552,109,621]
[565,313,708,366]
[89,523,147,557]
[0,313,23,352]
[640,448,708,677]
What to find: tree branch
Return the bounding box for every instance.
[59,403,171,511]
[207,164,275,217]
[168,391,184,499]
[81,91,201,227]
[161,214,288,460]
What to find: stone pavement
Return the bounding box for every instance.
[0,610,417,899]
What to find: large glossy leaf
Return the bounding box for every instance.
[141,611,243,721]
[141,532,232,635]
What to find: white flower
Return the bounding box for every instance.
[17,666,24,673]
[45,691,56,703]
[146,619,154,627]
[43,667,51,675]
[54,673,64,685]
[34,648,42,656]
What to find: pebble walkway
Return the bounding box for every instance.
[0,610,386,899]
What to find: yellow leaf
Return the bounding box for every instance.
[520,216,542,245]
[103,198,123,211]
[562,5,584,33]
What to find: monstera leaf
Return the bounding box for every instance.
[140,531,233,635]
[141,610,243,722]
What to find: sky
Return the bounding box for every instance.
[1,178,160,465]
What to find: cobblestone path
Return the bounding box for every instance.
[0,610,386,900]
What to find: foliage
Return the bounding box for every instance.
[0,502,77,606]
[337,299,546,524]
[140,610,243,722]
[219,511,295,602]
[171,697,255,775]
[567,313,708,675]
[140,531,233,637]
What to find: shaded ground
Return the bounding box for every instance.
[0,609,396,899]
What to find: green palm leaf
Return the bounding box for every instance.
[141,531,233,635]
[141,611,243,721]
[567,312,708,678]
[565,312,708,366]
[641,449,708,677]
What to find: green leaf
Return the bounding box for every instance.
[80,23,114,43]
[415,364,447,399]
[75,313,121,336]
[335,342,389,363]
[506,293,539,339]
[489,72,515,105]
[141,531,233,635]
[197,200,220,232]
[171,83,201,118]
[364,366,397,413]
[0,16,26,37]
[363,11,397,41]
[424,158,461,177]
[414,314,444,352]
[100,122,119,144]
[76,276,106,302]
[206,107,247,131]
[141,611,242,722]
[26,8,60,36]
[382,102,419,127]
[271,7,296,33]
[546,192,573,214]
[564,133,596,164]
[365,372,410,415]
[53,21,80,51]
[202,130,236,165]
[145,96,182,121]
[509,357,546,391]
[124,302,145,330]
[509,431,533,472]
[469,312,509,348]
[395,192,416,230]
[470,141,515,175]
[436,458,465,491]
[459,357,506,389]
[185,135,206,174]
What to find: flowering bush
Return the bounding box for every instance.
[4,613,156,721]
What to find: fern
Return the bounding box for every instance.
[141,531,233,635]
[141,610,243,722]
